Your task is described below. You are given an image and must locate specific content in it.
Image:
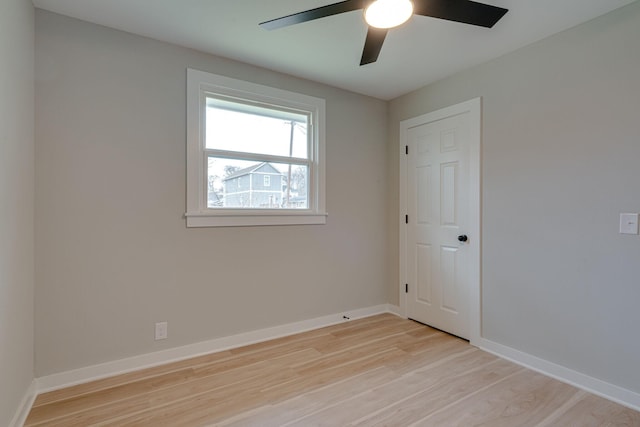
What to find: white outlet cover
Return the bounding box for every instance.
[155,321,168,340]
[619,213,639,235]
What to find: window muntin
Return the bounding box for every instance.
[186,69,326,227]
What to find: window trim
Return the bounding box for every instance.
[185,68,327,227]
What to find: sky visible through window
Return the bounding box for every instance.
[206,107,307,156]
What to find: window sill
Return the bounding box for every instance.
[185,211,328,228]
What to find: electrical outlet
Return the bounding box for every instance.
[619,213,639,235]
[155,321,168,340]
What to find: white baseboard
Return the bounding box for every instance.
[9,380,37,427]
[385,303,402,317]
[37,304,398,394]
[478,337,640,412]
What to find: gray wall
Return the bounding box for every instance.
[0,0,35,424]
[389,2,640,393]
[35,11,389,376]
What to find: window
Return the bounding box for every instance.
[186,69,326,227]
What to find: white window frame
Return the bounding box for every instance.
[263,175,271,188]
[185,68,327,227]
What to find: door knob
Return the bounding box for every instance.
[458,235,468,242]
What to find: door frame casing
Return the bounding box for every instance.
[399,97,482,346]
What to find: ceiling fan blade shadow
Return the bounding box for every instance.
[260,0,365,30]
[413,0,507,28]
[360,27,388,65]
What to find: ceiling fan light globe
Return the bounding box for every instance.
[364,0,414,29]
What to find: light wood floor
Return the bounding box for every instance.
[26,314,640,426]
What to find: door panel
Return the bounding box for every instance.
[416,244,432,304]
[440,245,459,313]
[417,165,432,224]
[441,162,458,226]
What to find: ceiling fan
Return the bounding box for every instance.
[260,0,508,66]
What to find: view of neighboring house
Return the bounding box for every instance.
[222,162,285,208]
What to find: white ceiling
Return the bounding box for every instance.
[32,0,636,100]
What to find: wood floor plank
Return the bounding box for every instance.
[353,363,522,426]
[548,392,640,426]
[97,349,408,426]
[412,369,580,427]
[291,329,434,374]
[28,331,341,424]
[33,322,332,409]
[27,344,318,425]
[27,348,316,427]
[286,357,520,426]
[384,333,471,375]
[25,314,640,427]
[308,324,427,357]
[217,367,400,427]
[32,350,235,407]
[218,348,485,427]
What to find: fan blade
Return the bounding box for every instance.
[360,27,388,65]
[260,0,364,30]
[413,0,508,28]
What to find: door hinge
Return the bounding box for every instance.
[405,214,409,224]
[405,283,409,293]
[405,145,408,155]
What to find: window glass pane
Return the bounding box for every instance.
[208,157,309,209]
[205,97,308,159]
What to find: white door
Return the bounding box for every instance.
[401,99,480,341]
